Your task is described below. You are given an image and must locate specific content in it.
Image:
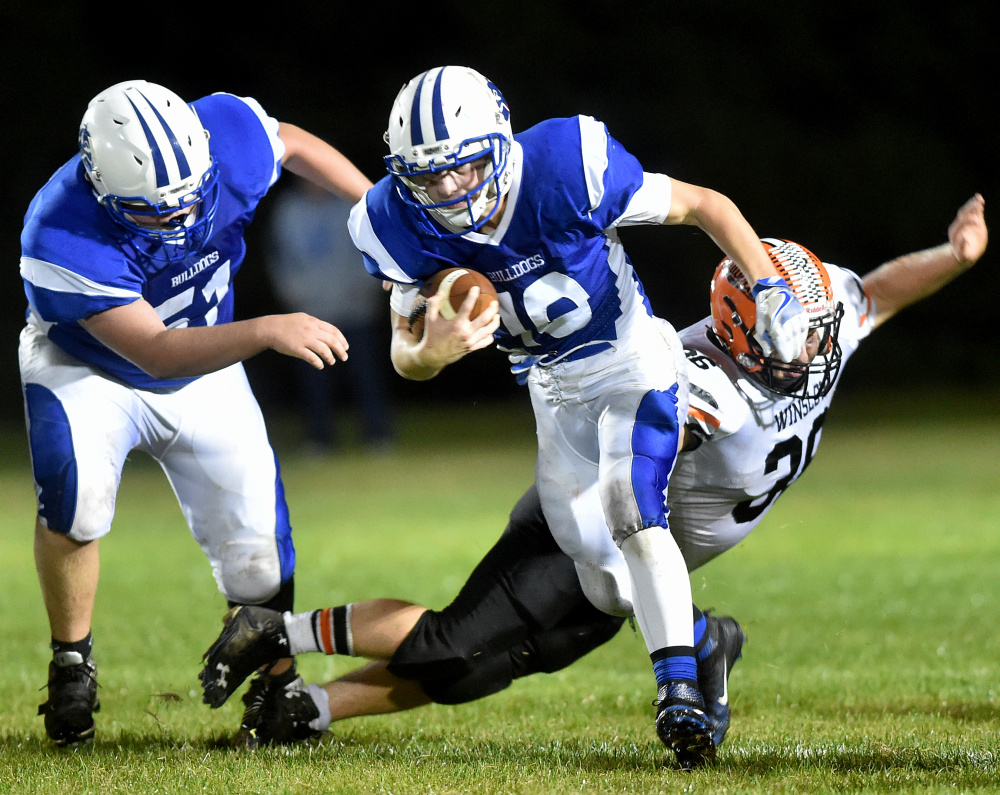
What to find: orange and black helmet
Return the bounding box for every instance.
[710,238,844,400]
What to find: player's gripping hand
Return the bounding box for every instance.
[418,287,500,370]
[751,277,808,362]
[264,312,349,369]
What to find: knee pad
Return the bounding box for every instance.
[389,609,625,706]
[388,609,507,704]
[601,453,673,547]
[389,605,549,705]
[600,457,645,546]
[601,387,680,546]
[217,536,285,605]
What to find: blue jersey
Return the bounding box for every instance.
[20,93,284,389]
[350,115,673,377]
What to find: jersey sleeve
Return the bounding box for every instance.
[194,93,285,199]
[348,180,452,285]
[389,282,420,318]
[682,336,752,443]
[612,173,672,226]
[19,164,144,323]
[21,255,141,323]
[827,263,875,349]
[574,116,647,230]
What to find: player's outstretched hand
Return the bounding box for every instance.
[265,313,349,369]
[752,277,808,362]
[419,286,500,369]
[949,193,987,266]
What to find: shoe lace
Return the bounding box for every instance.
[40,661,99,694]
[240,676,273,730]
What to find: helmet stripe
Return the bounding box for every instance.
[136,89,192,181]
[408,72,426,146]
[124,94,171,188]
[430,68,449,141]
[408,68,450,148]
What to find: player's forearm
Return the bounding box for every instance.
[863,243,973,328]
[673,186,778,284]
[129,318,276,379]
[81,302,273,379]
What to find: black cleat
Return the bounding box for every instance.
[697,614,745,746]
[654,680,716,770]
[200,605,291,708]
[38,652,100,747]
[232,667,322,748]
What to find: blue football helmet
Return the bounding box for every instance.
[384,66,514,238]
[79,80,219,257]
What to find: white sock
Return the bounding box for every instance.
[283,606,355,656]
[307,683,332,730]
[619,527,694,651]
[283,611,321,655]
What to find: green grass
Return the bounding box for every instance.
[1,393,999,793]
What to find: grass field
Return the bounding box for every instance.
[1,392,998,793]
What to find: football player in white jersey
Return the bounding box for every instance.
[19,80,373,747]
[198,196,986,762]
[235,64,810,767]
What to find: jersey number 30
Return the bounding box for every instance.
[732,411,827,524]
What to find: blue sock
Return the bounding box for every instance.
[651,648,698,687]
[693,614,707,656]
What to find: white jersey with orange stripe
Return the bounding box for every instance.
[668,262,874,571]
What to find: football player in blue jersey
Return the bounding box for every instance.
[198,195,986,763]
[19,80,374,748]
[343,65,809,767]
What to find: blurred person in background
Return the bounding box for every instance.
[19,79,372,747]
[265,180,395,454]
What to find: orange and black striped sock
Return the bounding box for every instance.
[311,605,354,655]
[285,605,354,656]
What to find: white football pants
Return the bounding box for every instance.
[527,313,693,652]
[18,323,293,605]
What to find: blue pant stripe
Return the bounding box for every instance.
[272,452,295,583]
[24,383,78,533]
[630,384,681,529]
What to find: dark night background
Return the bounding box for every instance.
[1,2,996,423]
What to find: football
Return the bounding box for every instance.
[408,267,498,337]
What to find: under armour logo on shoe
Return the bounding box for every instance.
[215,663,230,690]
